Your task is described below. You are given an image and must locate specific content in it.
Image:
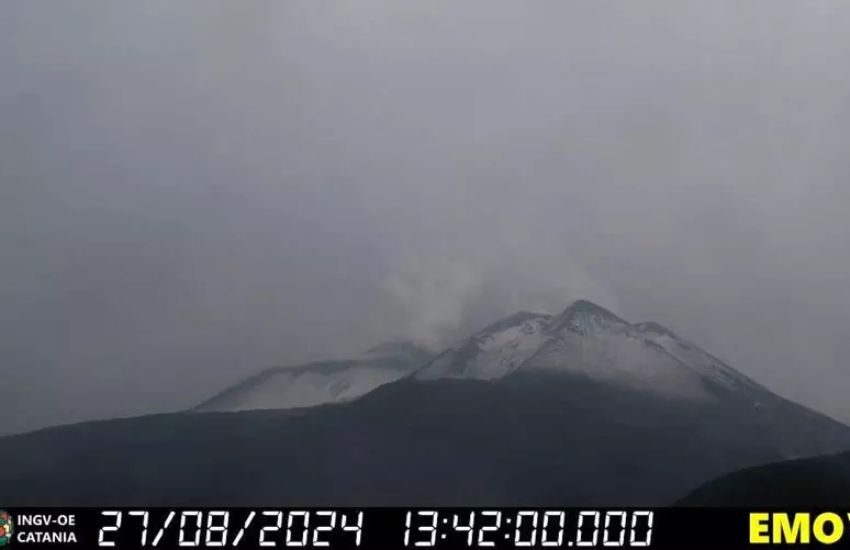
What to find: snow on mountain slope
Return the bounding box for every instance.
[197,300,764,413]
[194,342,431,412]
[634,322,766,393]
[415,311,552,380]
[417,300,758,401]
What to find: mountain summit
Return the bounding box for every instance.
[416,300,762,400]
[552,299,627,332]
[199,299,756,410]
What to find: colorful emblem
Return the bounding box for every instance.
[0,511,12,547]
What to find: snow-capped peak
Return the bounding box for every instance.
[196,300,765,414]
[549,300,629,336]
[417,300,761,401]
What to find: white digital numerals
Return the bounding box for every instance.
[401,510,653,548]
[97,510,361,548]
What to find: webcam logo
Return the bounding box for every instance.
[0,511,12,547]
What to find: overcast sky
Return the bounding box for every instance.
[2,0,850,434]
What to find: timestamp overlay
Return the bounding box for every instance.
[2,508,849,550]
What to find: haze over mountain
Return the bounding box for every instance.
[2,300,848,506]
[4,1,850,437]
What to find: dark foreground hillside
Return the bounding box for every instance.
[2,371,849,506]
[679,450,850,506]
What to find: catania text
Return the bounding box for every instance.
[16,531,79,543]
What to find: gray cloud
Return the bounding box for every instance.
[2,0,850,434]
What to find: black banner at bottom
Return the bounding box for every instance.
[2,508,850,550]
